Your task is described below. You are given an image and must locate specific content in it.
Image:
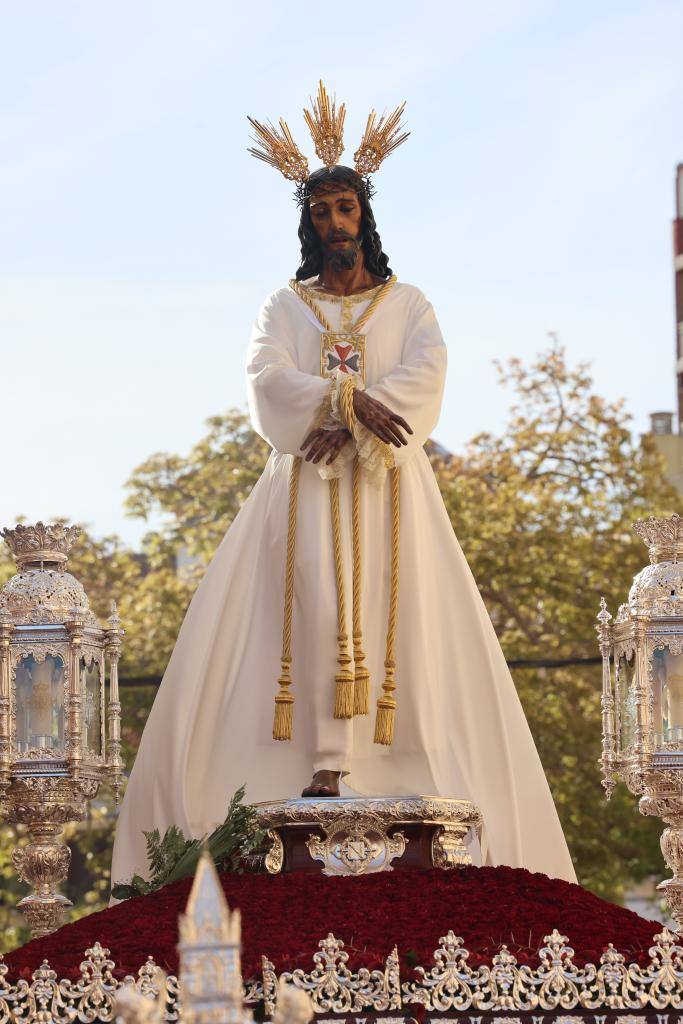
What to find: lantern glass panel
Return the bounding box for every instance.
[651,646,683,746]
[617,652,637,752]
[82,658,102,756]
[15,654,65,754]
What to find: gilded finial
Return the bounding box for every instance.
[108,600,121,629]
[354,102,409,175]
[1,521,81,569]
[633,513,683,564]
[178,848,240,945]
[597,597,612,626]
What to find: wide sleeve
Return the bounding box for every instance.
[363,290,447,466]
[246,291,330,455]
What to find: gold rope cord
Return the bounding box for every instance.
[350,275,396,331]
[276,275,401,737]
[338,376,370,716]
[329,476,355,718]
[374,465,401,745]
[289,274,396,335]
[273,455,302,741]
[351,456,370,715]
[291,274,396,466]
[288,280,334,331]
[338,373,357,430]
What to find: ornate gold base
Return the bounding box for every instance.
[6,776,98,938]
[254,795,482,877]
[16,892,73,938]
[657,825,683,930]
[639,793,683,931]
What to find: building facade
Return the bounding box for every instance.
[676,164,683,429]
[649,164,683,494]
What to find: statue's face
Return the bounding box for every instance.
[309,187,363,270]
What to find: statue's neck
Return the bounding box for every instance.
[316,254,379,296]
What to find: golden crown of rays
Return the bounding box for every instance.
[247,81,409,185]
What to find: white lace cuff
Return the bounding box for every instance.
[309,373,395,484]
[353,421,394,486]
[308,375,353,480]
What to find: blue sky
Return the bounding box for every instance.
[0,1,681,547]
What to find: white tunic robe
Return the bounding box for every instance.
[111,280,576,886]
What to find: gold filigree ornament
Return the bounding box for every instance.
[305,810,407,876]
[9,927,683,1021]
[247,117,310,183]
[354,102,410,175]
[247,80,408,184]
[303,81,346,168]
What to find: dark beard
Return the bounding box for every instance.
[323,232,361,272]
[327,246,359,272]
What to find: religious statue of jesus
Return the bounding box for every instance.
[111,85,576,887]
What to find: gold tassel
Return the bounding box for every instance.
[353,667,370,717]
[273,666,295,741]
[374,683,396,745]
[334,663,355,718]
[330,476,354,719]
[273,702,294,741]
[374,467,401,745]
[273,457,302,740]
[351,457,370,715]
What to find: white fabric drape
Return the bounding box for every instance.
[247,290,331,454]
[111,280,576,888]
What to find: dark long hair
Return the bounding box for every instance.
[295,165,393,281]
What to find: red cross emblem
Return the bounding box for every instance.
[320,331,366,384]
[327,342,361,375]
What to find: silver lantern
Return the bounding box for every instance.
[599,513,683,929]
[0,522,124,937]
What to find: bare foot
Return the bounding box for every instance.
[301,770,341,798]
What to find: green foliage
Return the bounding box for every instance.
[146,824,182,880]
[116,412,270,678]
[111,786,264,900]
[125,411,271,565]
[0,825,30,951]
[430,342,677,900]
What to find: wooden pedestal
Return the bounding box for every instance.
[253,795,482,877]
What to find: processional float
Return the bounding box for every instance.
[8,516,683,1024]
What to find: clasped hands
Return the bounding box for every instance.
[301,388,413,465]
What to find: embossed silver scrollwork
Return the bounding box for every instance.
[4,927,683,1020]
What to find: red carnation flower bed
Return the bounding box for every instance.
[4,866,662,982]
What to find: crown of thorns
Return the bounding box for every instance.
[247,81,409,203]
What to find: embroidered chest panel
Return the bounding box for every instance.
[320,332,366,385]
[289,277,397,389]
